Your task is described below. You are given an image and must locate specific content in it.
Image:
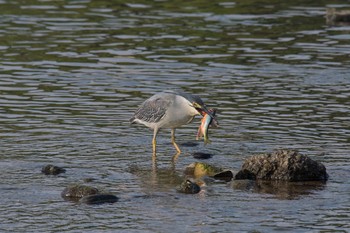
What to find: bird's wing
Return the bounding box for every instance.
[132,96,171,123]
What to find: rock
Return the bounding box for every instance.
[235,149,328,181]
[192,152,213,160]
[213,170,234,182]
[178,180,201,194]
[61,184,100,201]
[41,164,66,175]
[79,194,119,205]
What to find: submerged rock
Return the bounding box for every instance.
[79,194,119,205]
[235,149,328,181]
[178,180,201,194]
[61,184,99,201]
[41,164,66,175]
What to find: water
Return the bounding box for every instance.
[0,0,349,232]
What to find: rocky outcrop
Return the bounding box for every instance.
[235,149,328,181]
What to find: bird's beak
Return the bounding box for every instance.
[200,105,213,117]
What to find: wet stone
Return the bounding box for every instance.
[79,194,119,205]
[178,180,201,194]
[41,164,66,175]
[235,149,328,181]
[61,184,100,201]
[192,152,213,160]
[213,170,234,182]
[180,141,199,147]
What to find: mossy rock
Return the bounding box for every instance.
[185,162,221,178]
[184,162,233,181]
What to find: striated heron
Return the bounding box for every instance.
[130,90,217,156]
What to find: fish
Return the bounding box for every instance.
[196,109,217,145]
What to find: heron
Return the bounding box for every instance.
[130,90,217,156]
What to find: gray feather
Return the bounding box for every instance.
[131,95,171,123]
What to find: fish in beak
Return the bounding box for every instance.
[197,105,219,127]
[191,100,219,126]
[196,108,218,144]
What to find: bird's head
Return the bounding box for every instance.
[181,92,218,124]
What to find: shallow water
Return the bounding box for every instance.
[0,0,349,232]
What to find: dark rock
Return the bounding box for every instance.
[192,152,213,160]
[79,194,119,205]
[41,164,66,175]
[178,180,201,194]
[235,149,328,181]
[61,184,99,201]
[213,170,234,182]
[180,141,199,147]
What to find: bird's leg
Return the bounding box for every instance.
[171,128,181,154]
[152,128,159,157]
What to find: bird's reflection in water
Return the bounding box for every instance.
[129,152,183,194]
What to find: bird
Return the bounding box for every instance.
[130,90,217,156]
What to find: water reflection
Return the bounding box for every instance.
[233,180,327,200]
[128,161,182,193]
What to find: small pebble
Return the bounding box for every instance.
[41,164,66,175]
[178,180,201,194]
[61,184,99,201]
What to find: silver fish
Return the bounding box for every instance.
[196,109,217,144]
